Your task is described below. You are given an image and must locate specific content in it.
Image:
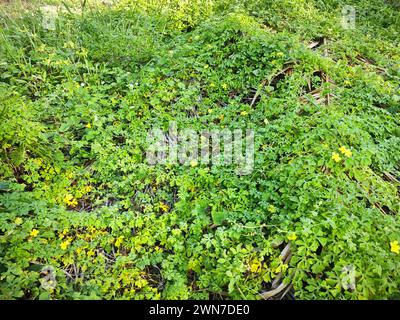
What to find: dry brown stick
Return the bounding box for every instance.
[271,244,292,289]
[383,171,399,183]
[260,282,289,299]
[279,243,291,261]
[261,243,292,299]
[375,203,387,216]
[250,65,294,107]
[308,40,320,49]
[250,79,267,107]
[280,284,293,300]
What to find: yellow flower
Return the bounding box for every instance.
[87,249,95,257]
[84,185,92,193]
[222,83,228,89]
[219,114,224,120]
[190,160,198,167]
[85,123,92,129]
[339,146,352,157]
[63,194,78,207]
[287,233,297,241]
[250,260,262,273]
[240,111,248,116]
[267,205,277,213]
[60,240,71,250]
[76,247,83,255]
[115,236,124,247]
[64,41,76,49]
[344,149,352,157]
[14,217,23,225]
[331,152,342,162]
[390,241,399,254]
[159,202,169,212]
[30,229,39,237]
[64,194,73,202]
[208,108,213,114]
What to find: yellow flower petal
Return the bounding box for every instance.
[344,149,352,157]
[30,229,39,237]
[115,236,125,247]
[60,240,71,250]
[287,233,297,241]
[159,202,169,212]
[331,152,342,162]
[190,160,198,167]
[87,249,95,257]
[64,194,78,207]
[390,241,400,254]
[339,146,352,157]
[250,260,262,273]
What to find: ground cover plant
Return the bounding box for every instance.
[0,0,399,300]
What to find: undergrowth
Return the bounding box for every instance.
[0,0,399,299]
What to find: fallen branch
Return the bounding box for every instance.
[260,243,293,300]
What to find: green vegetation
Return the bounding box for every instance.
[0,0,399,300]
